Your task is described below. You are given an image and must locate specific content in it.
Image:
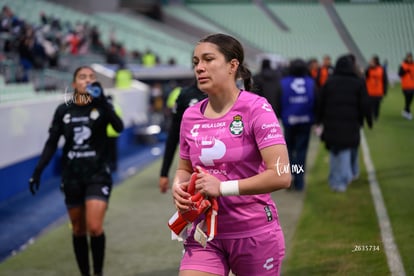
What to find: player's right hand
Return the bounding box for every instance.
[172,180,193,212]
[29,173,40,195]
[168,191,211,236]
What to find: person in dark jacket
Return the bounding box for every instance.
[159,83,206,193]
[253,58,282,114]
[317,55,373,192]
[278,58,318,191]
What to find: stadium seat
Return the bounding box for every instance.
[336,2,414,73]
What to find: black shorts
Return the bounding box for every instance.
[61,169,112,208]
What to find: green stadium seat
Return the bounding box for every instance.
[336,2,414,73]
[187,2,347,63]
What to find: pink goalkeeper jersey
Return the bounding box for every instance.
[180,90,286,239]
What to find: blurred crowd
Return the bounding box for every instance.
[249,51,413,192]
[0,5,173,83]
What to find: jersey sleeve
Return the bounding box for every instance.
[160,110,181,176]
[103,102,124,133]
[250,97,286,150]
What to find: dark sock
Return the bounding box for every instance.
[72,235,90,276]
[90,233,105,275]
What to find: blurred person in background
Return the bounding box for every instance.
[89,25,105,55]
[106,95,123,172]
[17,25,47,81]
[365,55,388,121]
[105,42,124,65]
[0,5,22,34]
[346,53,364,78]
[159,82,206,193]
[317,55,372,193]
[149,82,165,129]
[142,48,157,67]
[29,66,123,276]
[114,63,132,89]
[253,58,282,113]
[316,55,334,88]
[278,58,318,191]
[307,57,320,82]
[65,30,81,55]
[398,52,414,120]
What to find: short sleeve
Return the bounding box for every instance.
[48,104,65,137]
[251,97,286,149]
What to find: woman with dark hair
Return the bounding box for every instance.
[29,66,124,276]
[171,33,291,276]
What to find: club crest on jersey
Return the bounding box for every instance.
[229,115,244,135]
[63,113,71,124]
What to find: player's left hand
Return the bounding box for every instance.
[89,82,112,108]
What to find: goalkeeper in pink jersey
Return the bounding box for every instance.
[171,33,291,276]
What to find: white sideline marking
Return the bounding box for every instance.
[360,130,406,276]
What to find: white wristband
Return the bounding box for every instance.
[220,180,240,196]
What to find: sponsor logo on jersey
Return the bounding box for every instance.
[262,103,272,112]
[264,133,284,141]
[201,122,226,129]
[63,114,92,124]
[190,124,200,137]
[290,77,306,94]
[73,126,91,145]
[199,138,225,166]
[63,113,71,124]
[229,115,243,135]
[67,150,96,160]
[263,257,275,271]
[261,122,280,129]
[188,98,199,107]
[101,186,110,196]
[71,116,89,123]
[264,205,273,222]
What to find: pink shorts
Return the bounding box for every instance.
[180,224,285,276]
